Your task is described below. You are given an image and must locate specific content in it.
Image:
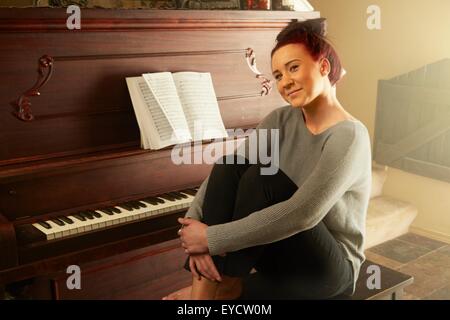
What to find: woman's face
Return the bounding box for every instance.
[271,43,328,108]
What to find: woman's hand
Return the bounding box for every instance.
[178,217,209,254]
[189,254,222,282]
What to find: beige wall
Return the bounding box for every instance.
[309,0,450,240]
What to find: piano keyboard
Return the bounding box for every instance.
[31,189,197,241]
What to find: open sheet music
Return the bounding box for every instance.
[126,72,228,150]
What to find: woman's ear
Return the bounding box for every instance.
[319,58,331,76]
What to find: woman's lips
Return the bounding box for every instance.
[287,88,302,97]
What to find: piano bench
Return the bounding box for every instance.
[241,260,413,300]
[332,260,414,300]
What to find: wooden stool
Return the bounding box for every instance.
[333,260,414,300]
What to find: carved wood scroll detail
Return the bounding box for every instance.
[245,48,272,96]
[11,55,54,122]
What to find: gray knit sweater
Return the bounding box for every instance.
[185,105,372,290]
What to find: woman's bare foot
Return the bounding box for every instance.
[162,286,192,300]
[214,276,242,300]
[191,276,219,299]
[162,275,242,300]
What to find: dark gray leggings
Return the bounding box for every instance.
[184,155,353,299]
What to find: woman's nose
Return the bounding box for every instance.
[281,76,294,90]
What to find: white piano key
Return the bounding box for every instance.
[73,216,93,233]
[90,220,100,230]
[32,222,55,240]
[45,220,65,239]
[54,219,78,237]
[113,207,131,224]
[93,210,116,226]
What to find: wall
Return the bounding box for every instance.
[309,0,450,241]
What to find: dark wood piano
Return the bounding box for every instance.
[0,8,318,299]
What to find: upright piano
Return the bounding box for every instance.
[0,8,318,299]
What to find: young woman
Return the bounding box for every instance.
[163,18,372,300]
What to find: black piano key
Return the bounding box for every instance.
[127,202,140,210]
[110,207,122,214]
[143,197,162,204]
[168,192,183,200]
[58,216,74,224]
[165,192,178,200]
[135,201,147,208]
[159,194,176,202]
[182,189,197,196]
[126,201,139,209]
[174,191,188,199]
[88,210,102,218]
[73,214,86,221]
[141,198,159,206]
[118,203,134,211]
[100,208,114,215]
[80,211,94,220]
[38,221,52,229]
[166,193,177,201]
[51,218,65,226]
[152,197,165,204]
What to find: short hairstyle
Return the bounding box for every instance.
[271,18,343,86]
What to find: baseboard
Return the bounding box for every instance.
[409,226,450,244]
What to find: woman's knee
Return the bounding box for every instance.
[208,155,250,182]
[238,164,297,201]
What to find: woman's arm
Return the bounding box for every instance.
[184,175,210,221]
[206,123,372,256]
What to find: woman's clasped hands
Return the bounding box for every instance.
[177,217,222,282]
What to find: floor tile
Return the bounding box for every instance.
[413,250,450,281]
[364,251,404,270]
[369,239,431,264]
[423,284,450,300]
[397,233,447,251]
[366,233,450,300]
[397,263,444,298]
[398,250,450,298]
[438,245,450,257]
[401,291,420,300]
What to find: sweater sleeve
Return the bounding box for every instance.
[206,123,369,256]
[184,108,281,221]
[184,175,209,221]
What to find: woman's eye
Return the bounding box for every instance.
[290,65,299,72]
[274,74,282,81]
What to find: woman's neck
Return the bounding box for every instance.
[300,90,353,134]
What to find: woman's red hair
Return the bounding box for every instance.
[271,18,343,86]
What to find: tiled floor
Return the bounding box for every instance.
[365,232,450,300]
